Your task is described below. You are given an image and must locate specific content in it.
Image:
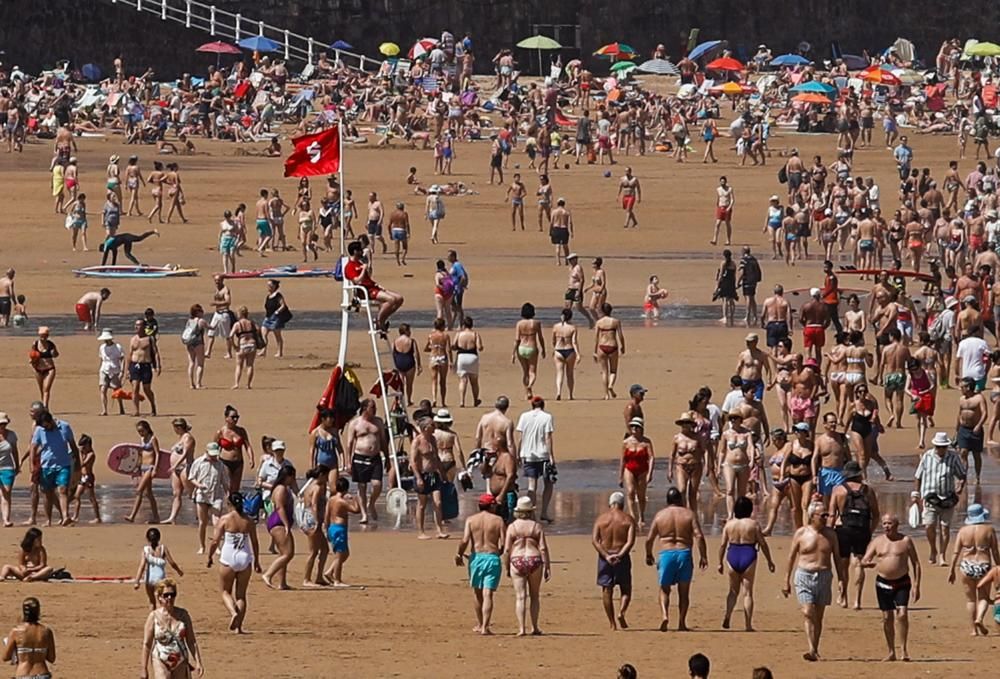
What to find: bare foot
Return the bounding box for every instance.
[803,652,818,662]
[516,630,527,637]
[659,620,670,632]
[123,515,135,523]
[229,614,240,631]
[677,624,690,631]
[480,627,493,636]
[418,533,433,540]
[883,653,897,662]
[617,615,628,629]
[436,533,450,539]
[531,629,543,636]
[722,618,731,629]
[261,574,275,589]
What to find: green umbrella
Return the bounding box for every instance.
[611,61,637,74]
[967,41,1000,57]
[517,35,562,75]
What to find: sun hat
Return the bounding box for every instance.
[37,326,50,336]
[271,439,287,451]
[628,417,645,429]
[567,252,579,260]
[206,442,221,457]
[97,329,114,341]
[745,332,759,342]
[109,154,119,163]
[931,432,952,447]
[674,411,695,426]
[609,491,626,507]
[965,503,991,525]
[793,422,811,433]
[945,296,959,309]
[0,413,9,425]
[433,408,454,424]
[843,461,863,480]
[769,194,779,201]
[515,496,535,513]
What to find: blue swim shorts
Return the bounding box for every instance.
[327,523,349,554]
[40,465,70,491]
[468,552,502,591]
[657,548,693,587]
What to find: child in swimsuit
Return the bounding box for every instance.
[134,527,183,608]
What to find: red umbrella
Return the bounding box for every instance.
[861,67,900,86]
[409,38,438,59]
[196,41,242,55]
[705,56,744,72]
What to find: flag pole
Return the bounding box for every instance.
[336,118,350,369]
[338,119,345,258]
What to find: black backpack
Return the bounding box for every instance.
[841,484,871,530]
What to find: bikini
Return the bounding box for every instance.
[510,555,544,576]
[784,451,813,485]
[15,634,52,679]
[726,542,758,574]
[218,433,245,474]
[598,344,618,355]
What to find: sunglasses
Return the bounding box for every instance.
[228,414,240,420]
[160,591,177,599]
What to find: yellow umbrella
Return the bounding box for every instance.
[716,82,744,95]
[967,42,1000,57]
[379,42,400,57]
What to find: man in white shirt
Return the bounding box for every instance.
[515,396,556,522]
[955,332,990,391]
[97,328,124,416]
[720,375,744,422]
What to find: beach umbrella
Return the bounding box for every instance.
[790,81,837,94]
[770,54,810,67]
[862,66,900,85]
[409,38,438,59]
[594,42,638,59]
[80,63,102,82]
[688,39,724,62]
[710,82,746,96]
[794,92,835,104]
[379,42,400,57]
[967,42,1000,57]
[637,58,679,76]
[238,35,280,53]
[840,54,870,70]
[610,61,637,74]
[329,40,353,50]
[891,68,925,86]
[197,41,241,55]
[516,35,562,76]
[706,56,744,72]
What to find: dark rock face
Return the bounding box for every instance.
[2,0,996,76]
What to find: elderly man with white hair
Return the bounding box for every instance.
[592,491,637,631]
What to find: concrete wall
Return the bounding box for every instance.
[2,0,997,77]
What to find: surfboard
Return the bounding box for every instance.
[106,443,174,480]
[221,266,336,279]
[73,265,199,278]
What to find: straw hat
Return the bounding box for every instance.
[433,408,454,424]
[515,496,535,513]
[97,329,114,341]
[675,411,696,426]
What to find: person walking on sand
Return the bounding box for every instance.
[140,579,204,677]
[594,304,626,399]
[503,495,551,636]
[719,496,775,631]
[128,318,160,417]
[2,597,56,679]
[410,417,449,540]
[206,491,261,634]
[621,418,655,526]
[947,503,999,636]
[783,501,847,662]
[455,493,506,634]
[712,176,735,246]
[133,527,184,608]
[261,464,296,590]
[592,491,637,631]
[617,167,641,229]
[829,461,880,610]
[189,443,229,554]
[324,476,361,587]
[861,513,922,661]
[516,397,557,523]
[915,432,967,565]
[645,487,708,631]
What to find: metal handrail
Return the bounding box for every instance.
[106,0,377,71]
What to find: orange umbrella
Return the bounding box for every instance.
[706,56,744,71]
[861,67,900,86]
[710,82,745,95]
[793,92,834,104]
[607,88,622,102]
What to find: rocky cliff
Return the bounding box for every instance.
[1,0,996,77]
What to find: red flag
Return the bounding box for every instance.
[283,125,341,177]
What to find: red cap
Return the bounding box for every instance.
[478,493,496,505]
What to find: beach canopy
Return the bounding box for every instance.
[610,61,637,74]
[516,35,561,50]
[891,68,925,86]
[794,92,835,104]
[238,36,280,53]
[770,54,810,67]
[688,39,724,61]
[594,42,637,59]
[967,41,1000,57]
[636,58,679,76]
[329,40,353,50]
[706,56,744,72]
[379,42,400,57]
[790,81,837,94]
[196,41,241,55]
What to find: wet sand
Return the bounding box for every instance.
[1,124,998,677]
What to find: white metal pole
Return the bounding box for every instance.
[235,13,241,40]
[338,122,345,258]
[210,6,216,35]
[284,29,290,61]
[185,0,191,28]
[308,38,314,66]
[136,0,142,12]
[258,20,264,36]
[160,0,166,20]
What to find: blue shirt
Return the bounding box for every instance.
[893,144,912,165]
[31,420,74,469]
[450,261,468,293]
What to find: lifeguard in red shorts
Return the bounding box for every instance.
[344,240,404,335]
[799,288,831,363]
[711,176,735,246]
[617,167,641,229]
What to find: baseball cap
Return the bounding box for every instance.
[609,491,626,507]
[271,439,287,451]
[629,384,647,395]
[793,422,811,432]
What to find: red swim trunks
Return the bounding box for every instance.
[803,324,825,349]
[622,195,636,211]
[715,206,732,221]
[75,303,92,323]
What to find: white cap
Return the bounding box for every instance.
[609,491,626,507]
[271,439,287,451]
[809,287,821,297]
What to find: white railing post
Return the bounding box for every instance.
[258,21,264,36]
[185,0,191,28]
[210,6,216,35]
[136,0,142,11]
[308,37,314,66]
[284,29,290,60]
[160,0,166,20]
[235,13,241,41]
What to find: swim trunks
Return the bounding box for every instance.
[817,467,844,496]
[350,453,383,484]
[622,195,636,211]
[128,361,154,385]
[802,324,825,349]
[327,523,349,553]
[882,371,905,394]
[255,219,272,237]
[367,219,383,236]
[657,548,693,587]
[875,574,911,611]
[835,525,872,558]
[75,303,92,323]
[469,552,502,590]
[597,553,633,590]
[956,424,984,453]
[765,320,789,348]
[794,567,833,606]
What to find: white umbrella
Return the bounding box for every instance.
[637,58,680,76]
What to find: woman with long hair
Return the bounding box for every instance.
[213,405,255,493]
[29,326,58,409]
[146,161,165,224]
[262,465,296,590]
[229,306,258,389]
[125,419,162,524]
[182,304,208,390]
[0,528,53,582]
[453,316,484,407]
[125,154,146,216]
[207,491,261,634]
[164,162,188,224]
[552,308,579,400]
[2,597,56,678]
[715,249,738,327]
[433,259,454,327]
[424,317,451,407]
[165,418,196,524]
[513,302,545,400]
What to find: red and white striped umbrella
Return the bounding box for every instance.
[409,38,439,59]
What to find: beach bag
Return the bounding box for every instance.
[777,165,788,184]
[252,322,266,350]
[438,274,455,297]
[277,306,293,325]
[180,319,200,346]
[907,499,921,529]
[242,488,263,519]
[928,313,947,342]
[440,481,459,520]
[293,480,315,531]
[841,485,872,530]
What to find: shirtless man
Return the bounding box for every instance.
[861,513,921,661]
[128,318,159,416]
[267,189,289,251]
[549,199,574,265]
[956,378,988,485]
[623,385,646,434]
[455,493,506,634]
[618,167,641,229]
[253,189,273,253]
[0,268,15,327]
[761,285,792,355]
[812,413,852,507]
[789,358,826,431]
[712,176,735,246]
[799,288,830,364]
[410,417,448,539]
[387,202,410,266]
[736,333,772,401]
[877,327,910,428]
[506,173,527,231]
[783,501,847,662]
[856,210,879,272]
[645,486,708,631]
[366,192,388,254]
[206,275,233,359]
[565,253,593,327]
[483,434,517,523]
[594,304,626,400]
[474,396,517,457]
[784,149,806,200]
[345,399,389,523]
[593,491,637,630]
[75,288,111,332]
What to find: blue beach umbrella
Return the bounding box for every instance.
[770,54,810,67]
[238,35,281,53]
[330,40,353,50]
[80,63,102,82]
[790,81,837,95]
[688,40,724,62]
